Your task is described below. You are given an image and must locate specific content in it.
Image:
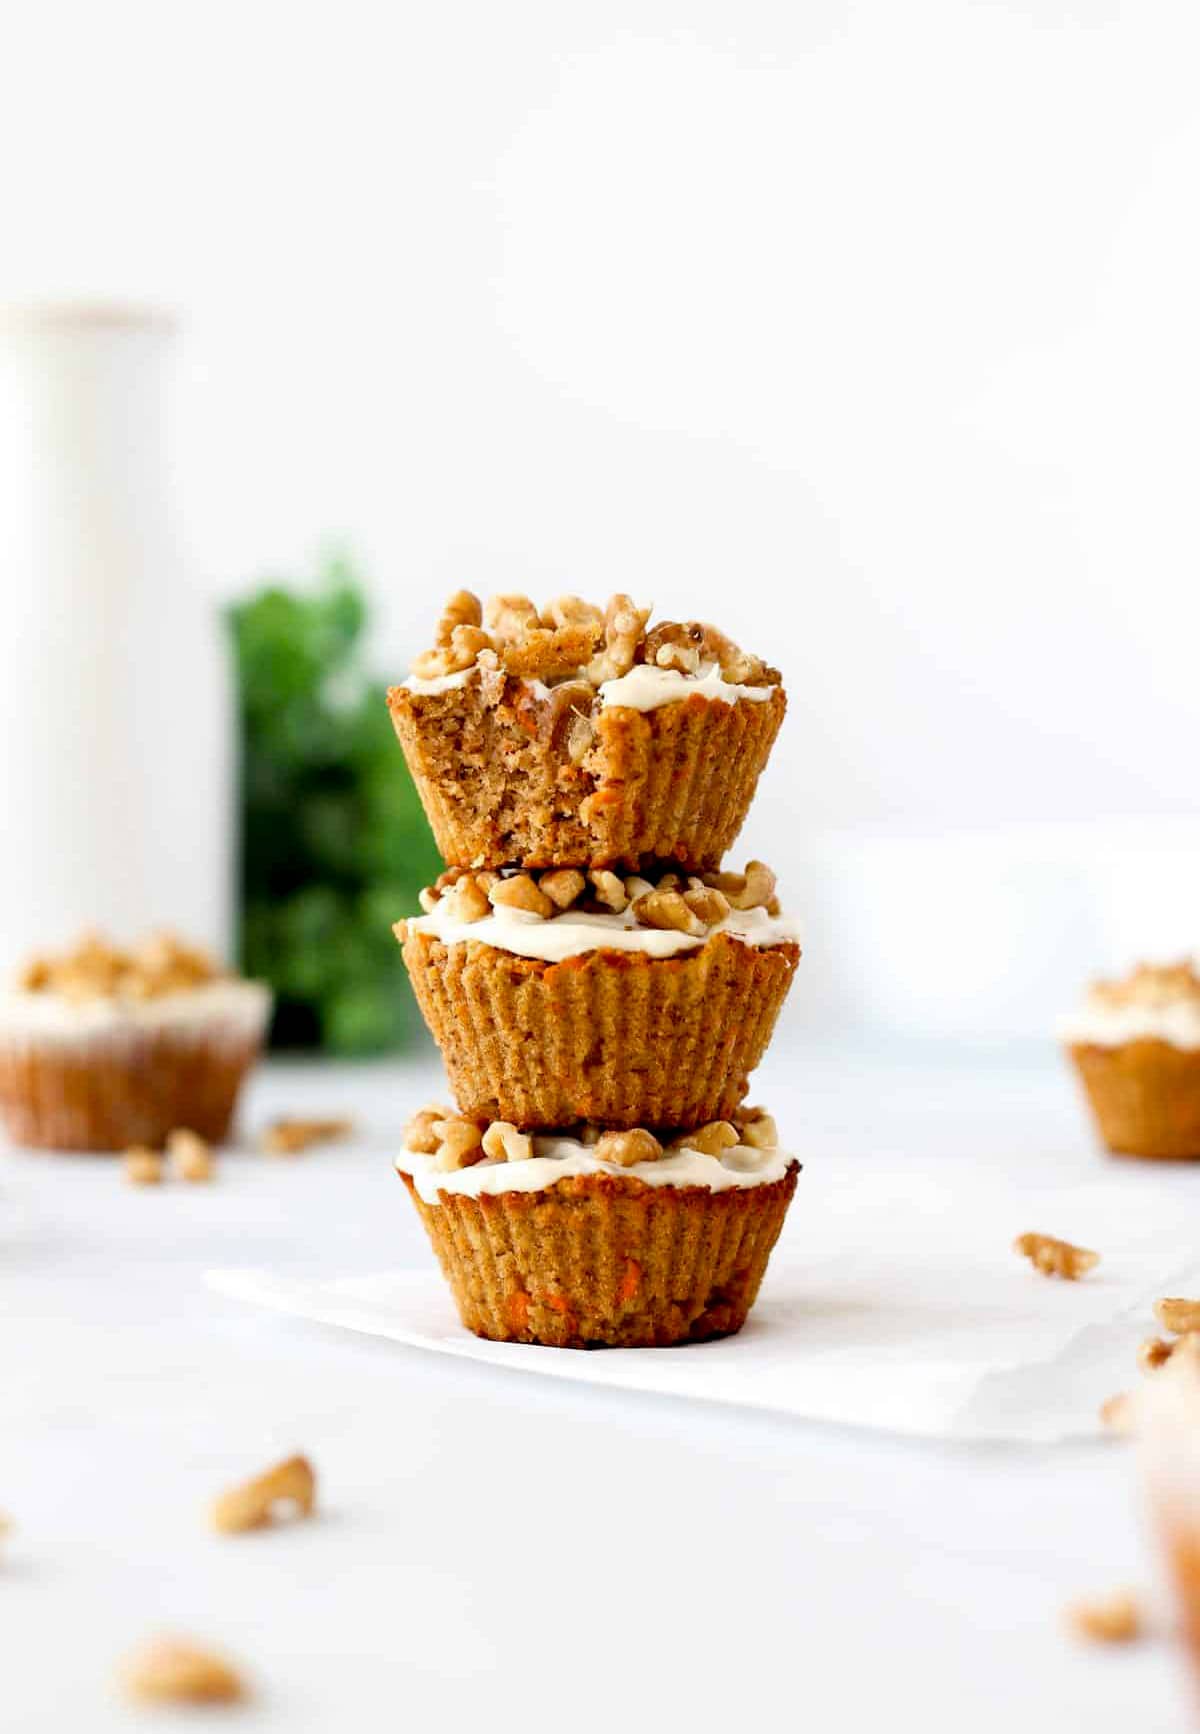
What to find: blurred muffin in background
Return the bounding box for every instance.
[1060,960,1200,1159]
[0,932,271,1152]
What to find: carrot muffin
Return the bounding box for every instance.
[395,858,800,1129]
[396,1104,799,1347]
[1060,960,1200,1159]
[0,931,272,1151]
[387,591,785,870]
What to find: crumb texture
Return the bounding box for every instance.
[389,678,785,870]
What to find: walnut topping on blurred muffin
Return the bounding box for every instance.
[16,930,221,1002]
[1087,960,1200,1013]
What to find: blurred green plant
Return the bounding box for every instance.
[227,557,441,1054]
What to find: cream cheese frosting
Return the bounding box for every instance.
[1058,1001,1200,1051]
[398,661,777,710]
[595,662,776,711]
[397,1131,794,1203]
[0,979,272,1046]
[404,900,801,964]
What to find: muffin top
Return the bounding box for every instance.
[399,590,780,699]
[15,930,224,1003]
[1060,958,1200,1050]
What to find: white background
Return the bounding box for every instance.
[6,0,1200,1036]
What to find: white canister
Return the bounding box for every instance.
[0,304,232,965]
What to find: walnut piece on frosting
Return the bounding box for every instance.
[403,1108,783,1171]
[16,930,221,1002]
[411,859,780,931]
[404,590,779,696]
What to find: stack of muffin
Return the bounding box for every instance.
[388,591,804,1349]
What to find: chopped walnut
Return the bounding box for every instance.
[410,624,491,681]
[541,594,604,631]
[1099,1392,1136,1435]
[261,1118,354,1156]
[17,929,221,1002]
[432,1117,486,1171]
[441,874,492,924]
[1154,1298,1200,1335]
[404,1103,454,1155]
[211,1453,316,1535]
[124,1146,164,1187]
[736,1109,779,1150]
[1064,1591,1142,1644]
[483,592,540,642]
[539,869,587,910]
[673,1121,739,1156]
[1013,1232,1100,1280]
[631,889,705,937]
[589,870,628,912]
[1138,1336,1186,1372]
[682,885,730,926]
[167,1128,214,1183]
[595,1128,664,1167]
[488,874,555,918]
[436,589,482,645]
[586,593,651,684]
[120,1637,246,1706]
[481,1122,533,1163]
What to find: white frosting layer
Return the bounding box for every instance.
[0,979,273,1049]
[1058,1002,1200,1051]
[397,661,778,710]
[398,1132,793,1203]
[399,666,476,695]
[597,662,777,711]
[406,900,801,963]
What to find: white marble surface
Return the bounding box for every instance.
[3,1045,1198,1732]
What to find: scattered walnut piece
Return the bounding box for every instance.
[124,1146,163,1187]
[539,869,586,911]
[589,870,628,912]
[481,1122,533,1163]
[631,889,705,937]
[211,1452,316,1536]
[404,1104,454,1156]
[488,875,555,919]
[674,1121,739,1157]
[120,1636,246,1705]
[1064,1591,1142,1644]
[436,589,482,644]
[1099,1392,1136,1435]
[167,1128,214,1183]
[262,1118,353,1156]
[1138,1336,1184,1373]
[432,1117,486,1172]
[595,1128,663,1167]
[1154,1298,1200,1336]
[1013,1232,1100,1280]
